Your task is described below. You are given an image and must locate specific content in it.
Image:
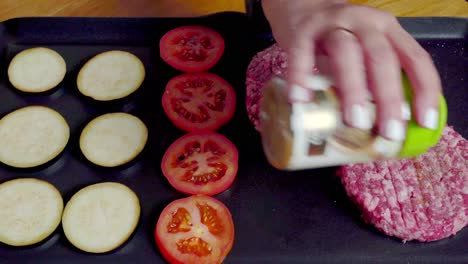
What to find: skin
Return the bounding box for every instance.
[261,0,442,140]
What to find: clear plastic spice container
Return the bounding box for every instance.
[259,74,447,170]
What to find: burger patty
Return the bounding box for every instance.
[340,126,467,242]
[245,43,288,131]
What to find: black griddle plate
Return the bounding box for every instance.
[0,11,466,264]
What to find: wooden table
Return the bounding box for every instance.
[0,0,466,21]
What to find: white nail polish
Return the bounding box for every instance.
[401,102,411,120]
[385,119,405,141]
[423,108,439,130]
[373,136,401,157]
[289,84,310,102]
[304,75,333,91]
[350,104,372,130]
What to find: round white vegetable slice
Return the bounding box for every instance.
[0,178,64,246]
[62,182,140,253]
[77,50,145,101]
[8,47,66,93]
[0,106,70,168]
[79,112,148,167]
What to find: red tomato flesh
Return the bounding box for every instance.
[155,195,235,264]
[162,72,236,132]
[161,132,238,196]
[160,25,225,72]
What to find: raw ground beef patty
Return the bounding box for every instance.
[340,126,467,242]
[245,43,287,131]
[245,43,467,242]
[245,43,319,131]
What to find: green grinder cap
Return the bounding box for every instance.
[399,73,448,158]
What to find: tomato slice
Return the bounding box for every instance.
[162,72,236,132]
[155,195,235,264]
[160,25,225,73]
[161,132,238,196]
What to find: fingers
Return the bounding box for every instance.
[322,29,372,130]
[387,25,442,129]
[282,3,441,146]
[286,21,319,103]
[355,28,406,141]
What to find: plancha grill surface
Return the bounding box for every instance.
[0,12,466,264]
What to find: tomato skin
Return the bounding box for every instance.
[160,25,225,73]
[161,132,238,196]
[155,236,184,264]
[161,72,236,133]
[155,195,235,264]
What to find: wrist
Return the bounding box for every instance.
[261,0,344,9]
[261,0,346,23]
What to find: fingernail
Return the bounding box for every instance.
[289,84,310,102]
[401,102,411,120]
[384,119,405,141]
[373,136,401,157]
[349,104,372,130]
[423,108,439,130]
[304,75,333,91]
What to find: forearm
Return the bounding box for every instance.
[261,0,330,10]
[261,0,345,30]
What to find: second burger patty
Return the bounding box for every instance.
[340,126,467,242]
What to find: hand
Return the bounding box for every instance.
[262,0,442,141]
